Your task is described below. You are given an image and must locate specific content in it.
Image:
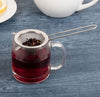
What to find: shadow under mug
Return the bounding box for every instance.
[12,29,66,84]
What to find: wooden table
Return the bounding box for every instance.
[0,0,100,97]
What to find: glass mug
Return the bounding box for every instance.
[12,29,66,84]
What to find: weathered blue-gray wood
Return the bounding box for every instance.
[0,0,100,97]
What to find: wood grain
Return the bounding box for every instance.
[0,0,100,97]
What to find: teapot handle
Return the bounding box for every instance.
[77,0,99,11]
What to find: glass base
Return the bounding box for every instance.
[13,71,50,84]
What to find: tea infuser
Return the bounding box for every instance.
[12,24,97,49]
[11,24,97,83]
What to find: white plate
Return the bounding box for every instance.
[0,0,17,23]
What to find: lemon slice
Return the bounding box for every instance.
[0,0,7,16]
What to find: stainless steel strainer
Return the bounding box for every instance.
[14,29,49,49]
[12,24,97,49]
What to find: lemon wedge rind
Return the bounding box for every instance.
[0,0,7,16]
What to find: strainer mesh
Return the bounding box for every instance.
[17,31,45,45]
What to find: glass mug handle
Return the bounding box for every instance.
[50,41,66,70]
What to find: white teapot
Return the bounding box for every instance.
[34,0,99,18]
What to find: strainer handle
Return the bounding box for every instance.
[50,41,66,70]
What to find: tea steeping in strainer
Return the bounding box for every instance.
[13,24,97,49]
[14,29,49,49]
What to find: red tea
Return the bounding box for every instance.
[12,48,50,83]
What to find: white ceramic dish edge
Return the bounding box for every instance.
[0,0,17,23]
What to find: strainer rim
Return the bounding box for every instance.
[14,29,49,49]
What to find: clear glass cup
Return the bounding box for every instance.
[12,29,66,84]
